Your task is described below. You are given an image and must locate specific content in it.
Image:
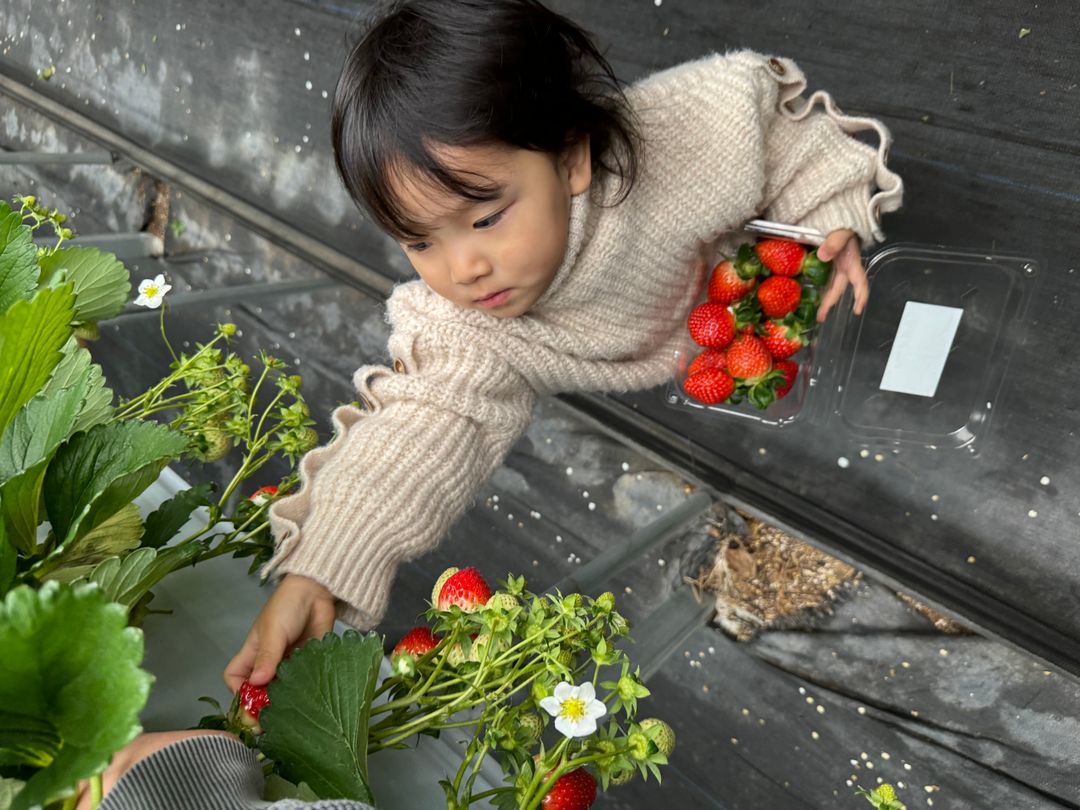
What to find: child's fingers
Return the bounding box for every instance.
[249,628,289,686]
[850,264,870,315]
[224,634,259,692]
[816,273,848,322]
[815,229,853,262]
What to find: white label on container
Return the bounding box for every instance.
[879,302,964,398]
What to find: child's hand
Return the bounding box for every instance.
[815,228,869,322]
[224,574,337,692]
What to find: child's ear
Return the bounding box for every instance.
[561,134,592,195]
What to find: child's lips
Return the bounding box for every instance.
[474,289,512,308]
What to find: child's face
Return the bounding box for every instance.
[390,140,592,318]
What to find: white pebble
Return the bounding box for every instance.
[1028,509,1038,518]
[582,490,590,498]
[621,462,630,471]
[588,502,596,511]
[657,558,666,567]
[859,449,870,458]
[566,467,573,476]
[837,456,850,468]
[1040,475,1050,485]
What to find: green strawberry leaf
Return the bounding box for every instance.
[82,544,203,612]
[0,286,76,439]
[0,499,14,595]
[0,710,62,767]
[0,202,38,318]
[37,246,130,324]
[43,420,188,548]
[257,630,383,803]
[39,339,115,435]
[42,503,144,584]
[0,462,47,557]
[0,581,152,810]
[0,374,88,484]
[262,774,321,802]
[141,482,215,549]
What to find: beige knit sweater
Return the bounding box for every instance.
[264,50,904,627]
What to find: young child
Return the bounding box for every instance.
[225,0,902,691]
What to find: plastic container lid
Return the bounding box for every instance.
[667,243,1038,451]
[828,244,1037,450]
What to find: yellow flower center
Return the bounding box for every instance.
[559,697,586,722]
[144,285,159,297]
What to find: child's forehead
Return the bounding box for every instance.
[388,143,515,222]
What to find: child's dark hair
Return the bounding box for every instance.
[331,0,641,241]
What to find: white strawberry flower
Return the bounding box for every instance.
[539,680,607,738]
[134,274,172,308]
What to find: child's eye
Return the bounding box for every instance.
[406,240,431,253]
[473,210,505,229]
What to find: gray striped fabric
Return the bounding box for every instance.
[99,735,377,810]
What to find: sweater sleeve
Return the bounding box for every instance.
[261,288,537,628]
[99,734,376,810]
[629,50,903,248]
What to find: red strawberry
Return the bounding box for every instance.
[248,485,278,505]
[686,302,735,349]
[541,768,597,810]
[775,360,799,399]
[687,348,727,377]
[392,626,440,660]
[233,679,270,734]
[760,320,806,360]
[683,368,736,405]
[437,567,492,612]
[707,259,756,305]
[755,239,806,277]
[756,276,802,318]
[725,334,773,383]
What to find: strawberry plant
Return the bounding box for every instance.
[681,235,833,410]
[205,569,674,809]
[0,193,316,809]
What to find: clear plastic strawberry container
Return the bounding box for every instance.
[666,234,1039,450]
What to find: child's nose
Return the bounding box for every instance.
[447,245,493,286]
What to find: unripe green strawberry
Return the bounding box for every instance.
[559,647,577,669]
[517,711,543,745]
[468,631,509,662]
[485,592,519,611]
[192,426,231,462]
[609,767,636,786]
[877,785,897,802]
[431,567,459,606]
[640,718,676,757]
[445,641,468,667]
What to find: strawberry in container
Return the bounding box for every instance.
[679,233,833,412]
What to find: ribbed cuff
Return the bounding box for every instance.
[100,735,375,810]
